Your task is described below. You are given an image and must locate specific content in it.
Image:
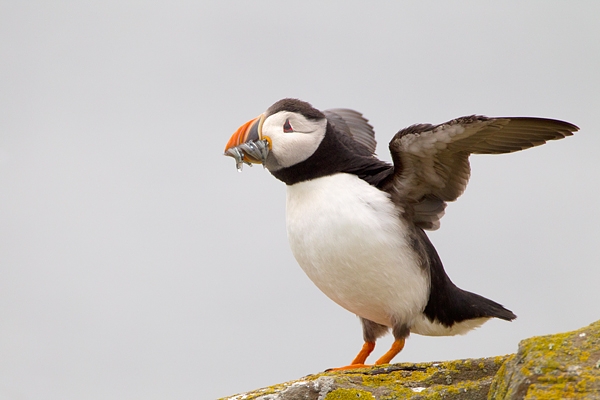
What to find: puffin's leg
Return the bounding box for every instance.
[329,318,388,370]
[374,322,409,365]
[350,341,375,365]
[353,318,389,365]
[374,338,405,364]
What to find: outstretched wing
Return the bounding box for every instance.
[324,108,378,154]
[387,115,578,230]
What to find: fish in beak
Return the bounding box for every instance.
[224,114,271,171]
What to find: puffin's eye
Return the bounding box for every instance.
[283,119,293,133]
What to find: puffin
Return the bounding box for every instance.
[223,98,578,368]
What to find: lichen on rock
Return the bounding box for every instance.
[489,319,600,399]
[220,320,600,400]
[220,356,508,400]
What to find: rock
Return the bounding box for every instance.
[220,320,600,400]
[220,357,508,399]
[489,319,600,399]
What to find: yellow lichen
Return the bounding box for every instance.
[324,388,376,400]
[489,320,600,399]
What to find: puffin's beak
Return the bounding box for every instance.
[224,114,270,171]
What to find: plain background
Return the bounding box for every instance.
[1,2,599,399]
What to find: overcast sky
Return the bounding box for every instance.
[1,2,599,399]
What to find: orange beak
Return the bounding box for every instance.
[224,114,270,171]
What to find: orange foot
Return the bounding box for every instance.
[328,339,405,371]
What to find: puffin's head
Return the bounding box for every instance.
[224,99,327,172]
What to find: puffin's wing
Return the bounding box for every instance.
[324,108,377,154]
[388,115,578,230]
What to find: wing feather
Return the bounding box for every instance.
[323,108,377,154]
[387,115,578,230]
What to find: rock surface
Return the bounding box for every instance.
[489,319,600,399]
[220,320,600,400]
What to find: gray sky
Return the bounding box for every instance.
[1,2,599,399]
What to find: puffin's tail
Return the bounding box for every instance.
[416,228,517,326]
[449,287,517,322]
[423,283,516,327]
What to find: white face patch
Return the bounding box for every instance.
[261,111,327,169]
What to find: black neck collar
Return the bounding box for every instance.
[270,123,394,187]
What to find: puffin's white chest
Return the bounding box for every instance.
[285,173,429,327]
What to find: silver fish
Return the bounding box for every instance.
[224,139,270,172]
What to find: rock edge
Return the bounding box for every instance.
[221,320,600,400]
